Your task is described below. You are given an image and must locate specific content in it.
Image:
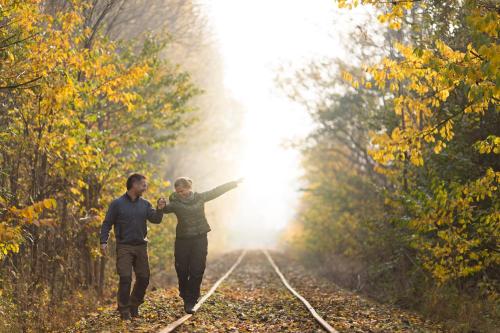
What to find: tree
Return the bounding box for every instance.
[0,0,198,330]
[280,0,499,330]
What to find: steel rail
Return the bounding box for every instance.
[263,249,339,333]
[157,250,247,333]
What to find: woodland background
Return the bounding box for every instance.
[0,0,245,331]
[281,1,499,332]
[0,0,498,332]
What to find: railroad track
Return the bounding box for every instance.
[158,249,338,333]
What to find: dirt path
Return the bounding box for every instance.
[65,250,446,333]
[64,252,241,333]
[272,252,447,333]
[175,251,322,333]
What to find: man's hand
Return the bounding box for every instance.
[100,243,107,256]
[157,197,166,210]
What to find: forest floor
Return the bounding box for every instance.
[65,250,447,333]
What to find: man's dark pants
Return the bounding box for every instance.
[174,233,208,303]
[116,243,150,314]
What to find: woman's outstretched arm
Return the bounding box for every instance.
[199,179,241,202]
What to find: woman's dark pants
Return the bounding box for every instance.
[174,233,208,303]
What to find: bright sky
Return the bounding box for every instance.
[199,0,371,247]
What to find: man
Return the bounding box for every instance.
[100,173,166,320]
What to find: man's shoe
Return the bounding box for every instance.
[183,300,195,314]
[130,306,139,318]
[120,311,131,320]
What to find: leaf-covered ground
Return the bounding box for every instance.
[65,250,447,333]
[176,251,321,333]
[271,252,447,333]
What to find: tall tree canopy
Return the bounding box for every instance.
[0,0,198,330]
[281,1,498,331]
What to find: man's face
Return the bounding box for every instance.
[175,185,191,199]
[132,178,148,196]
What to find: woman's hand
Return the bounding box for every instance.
[157,197,167,210]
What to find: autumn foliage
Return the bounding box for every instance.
[0,0,197,331]
[352,0,500,284]
[283,0,498,331]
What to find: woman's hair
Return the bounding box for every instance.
[174,177,192,189]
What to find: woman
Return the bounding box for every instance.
[162,177,242,313]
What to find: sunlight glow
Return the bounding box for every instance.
[200,0,370,247]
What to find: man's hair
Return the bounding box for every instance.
[127,173,146,190]
[174,177,192,189]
